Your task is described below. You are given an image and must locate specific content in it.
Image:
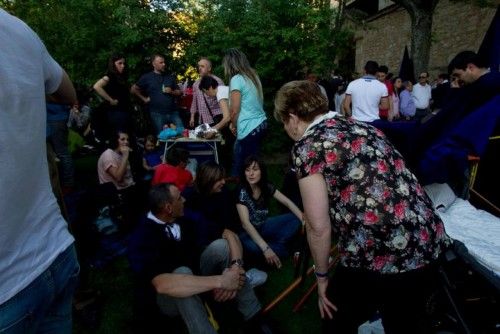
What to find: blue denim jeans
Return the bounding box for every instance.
[239,213,301,259]
[156,239,261,333]
[0,244,79,334]
[231,121,267,176]
[150,111,184,135]
[47,121,74,187]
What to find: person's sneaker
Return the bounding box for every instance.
[245,268,267,288]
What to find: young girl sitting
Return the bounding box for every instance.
[237,155,303,269]
[142,135,162,181]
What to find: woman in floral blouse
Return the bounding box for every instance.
[274,80,450,333]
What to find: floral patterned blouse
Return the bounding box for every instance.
[293,114,450,274]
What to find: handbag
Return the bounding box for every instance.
[202,95,223,126]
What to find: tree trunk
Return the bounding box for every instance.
[393,0,439,78]
[408,7,433,76]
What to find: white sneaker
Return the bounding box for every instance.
[245,268,267,288]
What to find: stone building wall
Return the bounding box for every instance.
[351,0,496,79]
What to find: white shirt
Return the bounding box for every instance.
[345,76,388,122]
[0,9,74,304]
[147,211,181,241]
[216,85,229,102]
[412,83,432,109]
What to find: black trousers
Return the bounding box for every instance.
[323,264,439,334]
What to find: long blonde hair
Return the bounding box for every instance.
[222,48,263,102]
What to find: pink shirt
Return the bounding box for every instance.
[97,149,135,190]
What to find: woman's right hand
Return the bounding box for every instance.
[119,145,131,156]
[317,278,337,319]
[263,247,281,268]
[109,99,118,106]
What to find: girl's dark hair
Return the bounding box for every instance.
[110,130,128,150]
[195,161,225,196]
[392,76,402,96]
[106,54,127,82]
[240,155,271,204]
[199,76,219,91]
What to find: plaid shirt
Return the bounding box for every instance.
[190,75,224,125]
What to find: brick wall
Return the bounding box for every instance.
[351,0,496,79]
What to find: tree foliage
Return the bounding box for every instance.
[2,0,353,152]
[1,0,192,85]
[184,0,353,152]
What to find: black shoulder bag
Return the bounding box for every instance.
[202,95,223,126]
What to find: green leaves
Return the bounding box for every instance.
[5,0,192,85]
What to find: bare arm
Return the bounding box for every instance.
[50,70,76,104]
[229,90,241,127]
[93,76,117,105]
[222,228,243,261]
[213,98,231,131]
[273,189,304,223]
[152,270,242,298]
[298,173,337,319]
[163,86,182,96]
[131,84,150,104]
[343,94,352,117]
[142,157,156,172]
[106,148,130,182]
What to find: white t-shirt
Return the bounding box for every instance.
[345,76,388,122]
[216,85,229,102]
[412,83,432,109]
[0,9,74,304]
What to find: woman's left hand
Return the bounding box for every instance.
[263,247,282,269]
[229,123,237,136]
[317,278,337,319]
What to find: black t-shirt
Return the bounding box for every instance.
[104,73,130,111]
[184,187,240,250]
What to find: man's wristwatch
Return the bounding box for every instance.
[229,259,244,268]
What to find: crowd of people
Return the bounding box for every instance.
[2,7,499,334]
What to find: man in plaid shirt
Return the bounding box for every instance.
[189,58,224,127]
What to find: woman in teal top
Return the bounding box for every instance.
[223,48,267,176]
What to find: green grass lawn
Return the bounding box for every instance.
[72,154,323,333]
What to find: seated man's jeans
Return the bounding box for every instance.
[150,111,184,135]
[156,239,261,334]
[0,244,80,334]
[232,121,267,176]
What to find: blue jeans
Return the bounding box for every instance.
[47,121,74,187]
[156,240,261,333]
[239,213,301,259]
[150,111,183,135]
[0,245,79,334]
[231,121,267,176]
